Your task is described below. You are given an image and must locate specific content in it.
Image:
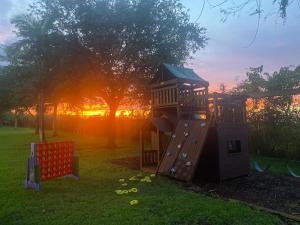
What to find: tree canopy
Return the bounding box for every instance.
[236,65,300,158]
[0,0,207,145]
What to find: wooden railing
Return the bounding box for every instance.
[152,85,177,107]
[152,85,208,110]
[142,150,158,166]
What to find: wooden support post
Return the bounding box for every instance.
[213,93,218,121]
[157,129,161,167]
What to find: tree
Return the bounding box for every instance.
[31,0,207,147]
[1,14,69,142]
[236,65,300,158]
[0,68,14,121]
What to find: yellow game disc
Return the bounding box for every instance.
[115,190,123,195]
[129,176,138,181]
[129,188,138,193]
[129,200,139,205]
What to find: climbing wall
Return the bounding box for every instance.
[157,120,193,175]
[157,119,211,182]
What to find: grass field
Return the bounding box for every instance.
[0,127,298,225]
[253,155,300,175]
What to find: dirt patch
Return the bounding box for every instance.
[110,157,300,222]
[110,156,140,170]
[184,171,300,216]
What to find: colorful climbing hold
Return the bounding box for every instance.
[185,161,192,166]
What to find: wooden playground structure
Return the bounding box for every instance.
[140,64,250,181]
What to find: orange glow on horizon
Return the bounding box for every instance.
[57,103,150,118]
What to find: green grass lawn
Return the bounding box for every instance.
[0,127,296,225]
[252,155,300,175]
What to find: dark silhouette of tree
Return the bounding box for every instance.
[1,15,69,142]
[31,0,208,147]
[236,65,300,158]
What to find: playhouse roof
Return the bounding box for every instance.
[163,64,206,82]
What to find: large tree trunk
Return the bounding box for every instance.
[107,105,118,148]
[52,103,58,137]
[38,92,46,143]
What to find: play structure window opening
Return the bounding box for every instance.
[227,140,242,154]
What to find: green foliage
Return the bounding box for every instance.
[31,0,207,107]
[237,65,300,159]
[252,155,300,175]
[1,0,208,144]
[0,127,283,225]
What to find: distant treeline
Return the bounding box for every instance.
[1,113,145,140]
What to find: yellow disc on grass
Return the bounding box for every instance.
[129,176,138,181]
[115,190,123,195]
[129,188,138,193]
[129,200,139,205]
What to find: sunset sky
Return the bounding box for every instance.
[1,0,299,91]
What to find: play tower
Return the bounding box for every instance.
[140,64,249,182]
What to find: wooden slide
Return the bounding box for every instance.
[157,118,211,182]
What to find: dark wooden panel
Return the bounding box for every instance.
[217,125,250,180]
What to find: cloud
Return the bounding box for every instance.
[0,0,33,44]
[0,0,14,44]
